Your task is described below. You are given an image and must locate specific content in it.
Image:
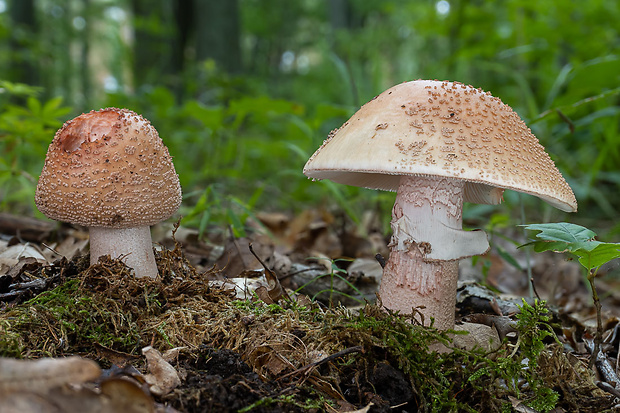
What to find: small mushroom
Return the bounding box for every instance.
[303,80,577,330]
[35,108,182,279]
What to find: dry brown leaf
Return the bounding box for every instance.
[142,346,181,396]
[286,209,342,256]
[250,243,291,303]
[0,243,49,276]
[0,392,59,413]
[429,322,501,354]
[1,256,39,278]
[267,250,292,277]
[347,258,383,283]
[255,211,290,236]
[0,356,153,413]
[0,380,154,413]
[0,356,101,393]
[211,277,268,299]
[161,347,187,363]
[215,236,274,278]
[0,243,48,262]
[101,378,154,413]
[94,342,141,367]
[246,344,294,377]
[45,235,90,261]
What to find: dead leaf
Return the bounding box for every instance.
[0,243,48,276]
[247,345,293,376]
[0,392,58,413]
[286,209,342,256]
[0,356,101,393]
[101,378,154,413]
[45,235,89,261]
[211,277,269,299]
[347,258,382,282]
[0,356,151,413]
[0,256,40,279]
[94,343,141,367]
[161,347,187,363]
[267,250,292,277]
[429,322,501,354]
[255,211,290,236]
[215,236,274,278]
[250,242,290,303]
[142,346,181,396]
[0,243,48,262]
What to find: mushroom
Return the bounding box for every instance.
[35,108,182,279]
[303,80,577,330]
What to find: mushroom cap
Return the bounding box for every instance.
[35,108,182,228]
[303,80,577,213]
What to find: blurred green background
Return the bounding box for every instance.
[0,0,619,238]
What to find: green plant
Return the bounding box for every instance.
[512,299,559,412]
[295,258,366,307]
[464,300,560,412]
[520,222,620,363]
[182,184,266,239]
[0,83,71,212]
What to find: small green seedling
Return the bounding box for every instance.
[520,222,620,362]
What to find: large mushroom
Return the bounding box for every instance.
[35,108,182,279]
[303,80,577,330]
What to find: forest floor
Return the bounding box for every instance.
[1,211,620,412]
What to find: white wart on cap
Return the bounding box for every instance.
[35,107,182,278]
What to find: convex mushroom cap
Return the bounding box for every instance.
[35,107,182,228]
[304,79,577,213]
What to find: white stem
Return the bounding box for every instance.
[379,176,489,330]
[89,226,158,278]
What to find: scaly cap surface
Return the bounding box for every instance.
[304,80,577,212]
[35,108,182,228]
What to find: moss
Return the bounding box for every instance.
[0,249,613,412]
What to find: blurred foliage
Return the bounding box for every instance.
[0,0,618,237]
[0,82,70,212]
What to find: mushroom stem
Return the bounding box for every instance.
[89,226,158,278]
[378,175,489,329]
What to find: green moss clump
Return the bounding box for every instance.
[0,251,612,412]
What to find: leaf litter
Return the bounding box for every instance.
[0,213,618,412]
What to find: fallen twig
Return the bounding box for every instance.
[276,345,364,382]
[596,381,620,399]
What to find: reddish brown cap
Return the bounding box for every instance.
[304,80,577,213]
[35,108,182,228]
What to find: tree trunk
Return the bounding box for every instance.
[194,0,241,73]
[8,0,38,86]
[130,0,179,90]
[79,0,91,109]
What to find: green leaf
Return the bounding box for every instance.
[522,223,596,244]
[496,245,523,271]
[26,96,42,114]
[521,222,620,272]
[573,243,620,270]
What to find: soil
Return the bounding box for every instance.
[1,214,619,412]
